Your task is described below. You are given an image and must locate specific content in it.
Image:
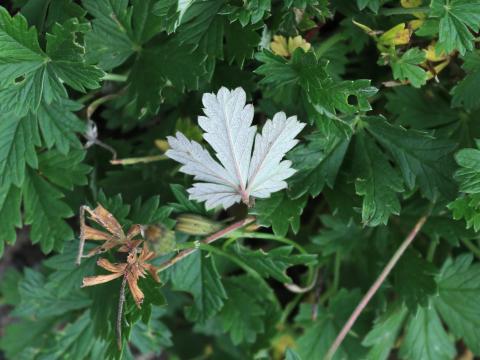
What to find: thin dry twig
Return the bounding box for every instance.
[116,275,127,350]
[325,214,428,360]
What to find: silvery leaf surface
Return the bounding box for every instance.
[247,112,305,198]
[166,87,305,210]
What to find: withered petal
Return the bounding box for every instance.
[97,258,127,273]
[127,273,144,308]
[86,204,125,238]
[82,225,113,241]
[82,273,124,287]
[145,264,160,283]
[126,224,142,241]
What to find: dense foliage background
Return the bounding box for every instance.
[1,0,480,359]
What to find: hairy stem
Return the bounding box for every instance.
[157,217,256,273]
[116,275,127,350]
[76,205,87,265]
[325,214,428,360]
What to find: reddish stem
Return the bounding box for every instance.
[157,216,256,273]
[325,214,428,360]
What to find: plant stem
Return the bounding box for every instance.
[462,238,480,259]
[110,154,167,165]
[116,275,127,350]
[157,217,256,273]
[332,252,341,294]
[102,73,128,82]
[379,6,430,16]
[234,231,309,254]
[427,240,438,262]
[325,214,428,360]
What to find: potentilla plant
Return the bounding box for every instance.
[2,1,480,359]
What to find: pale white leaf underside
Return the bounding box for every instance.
[166,87,305,210]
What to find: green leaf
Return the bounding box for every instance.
[386,87,457,129]
[391,48,427,88]
[127,40,207,115]
[295,290,364,360]
[399,304,456,360]
[220,276,267,344]
[288,119,351,198]
[453,141,480,193]
[0,184,22,255]
[251,191,307,236]
[174,0,225,58]
[366,118,457,201]
[130,315,173,353]
[256,50,377,118]
[22,168,74,253]
[451,50,480,110]
[36,98,86,154]
[224,22,261,67]
[362,303,408,360]
[393,250,437,310]
[0,10,103,114]
[37,312,97,360]
[0,318,56,359]
[430,0,480,55]
[312,215,366,256]
[434,254,480,354]
[449,194,480,231]
[83,0,163,70]
[0,114,40,188]
[0,6,46,85]
[233,245,317,283]
[353,132,403,226]
[169,250,227,322]
[38,149,91,190]
[12,268,91,319]
[285,348,302,360]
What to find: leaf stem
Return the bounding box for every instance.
[110,154,168,166]
[379,6,430,16]
[157,217,256,273]
[325,214,428,360]
[102,73,128,82]
[462,238,480,259]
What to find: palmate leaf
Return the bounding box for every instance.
[399,303,455,360]
[251,191,307,236]
[451,50,480,110]
[0,9,103,115]
[430,0,480,55]
[365,117,457,201]
[232,245,317,283]
[167,87,305,210]
[362,303,408,360]
[169,250,227,323]
[219,276,267,345]
[288,118,351,198]
[83,0,164,70]
[22,168,75,253]
[391,48,428,88]
[0,113,40,188]
[353,132,403,226]
[434,254,480,354]
[0,184,22,256]
[256,50,377,119]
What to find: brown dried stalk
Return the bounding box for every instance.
[325,214,428,360]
